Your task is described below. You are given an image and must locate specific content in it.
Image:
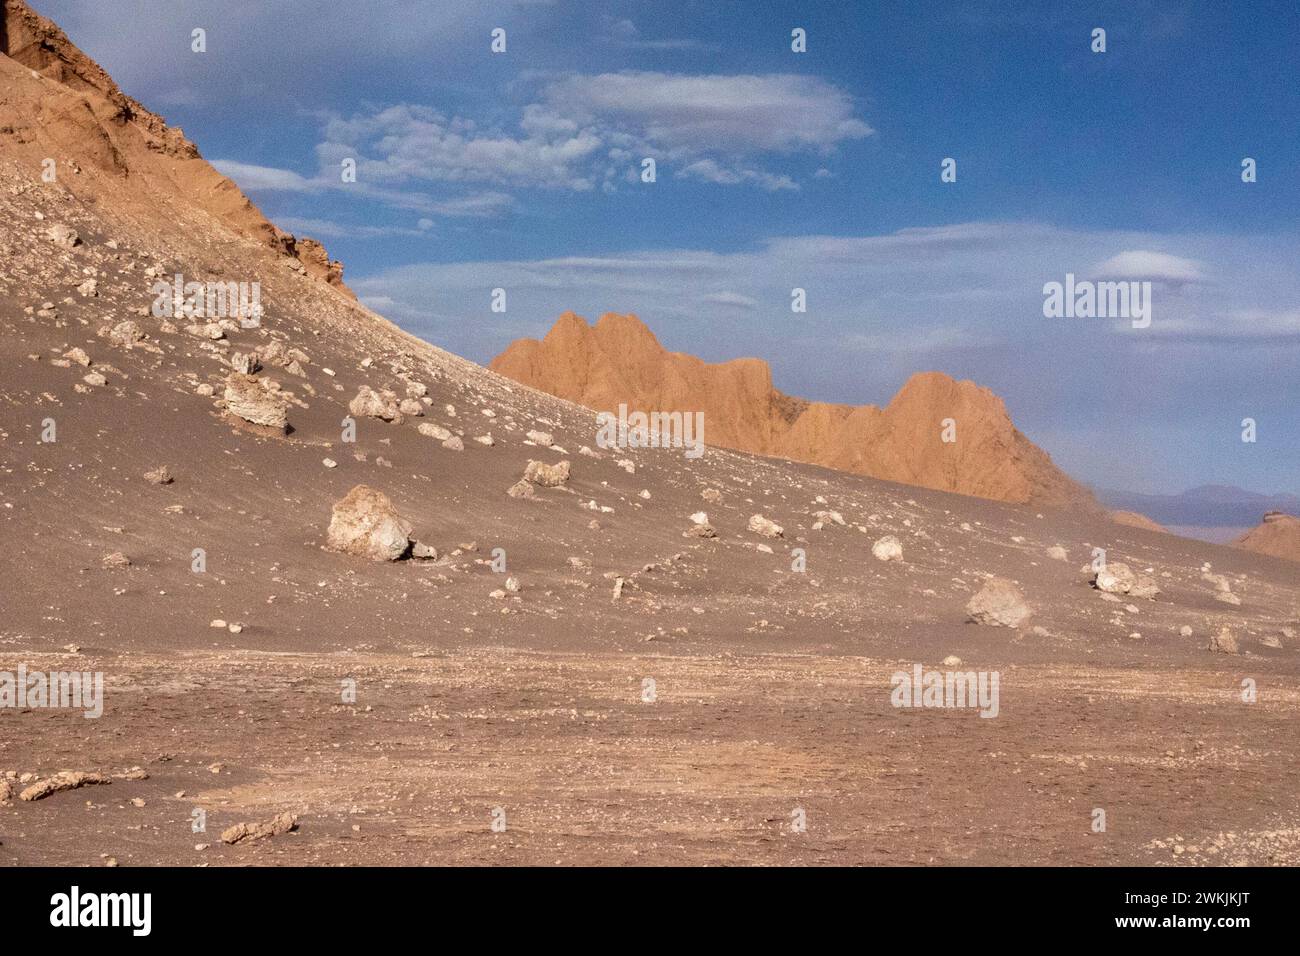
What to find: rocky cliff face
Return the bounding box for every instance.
[491,311,1096,507]
[0,0,350,294]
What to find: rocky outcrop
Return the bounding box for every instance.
[44,223,79,249]
[1233,512,1300,563]
[522,460,570,488]
[0,0,352,294]
[490,312,1096,508]
[223,374,289,432]
[221,812,299,844]
[290,236,355,298]
[19,770,111,801]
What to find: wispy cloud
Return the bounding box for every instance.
[539,71,872,153]
[212,157,518,226]
[1146,307,1300,340]
[677,159,797,192]
[702,291,760,310]
[317,105,603,190]
[212,160,320,193]
[597,15,713,51]
[228,70,870,209]
[349,220,1300,376]
[1092,250,1206,286]
[274,217,426,240]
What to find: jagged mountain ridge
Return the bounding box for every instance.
[491,311,1097,508]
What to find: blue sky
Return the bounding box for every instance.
[34,0,1300,495]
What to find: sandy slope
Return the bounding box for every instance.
[1234,513,1300,563]
[1,0,1298,866]
[1111,510,1170,534]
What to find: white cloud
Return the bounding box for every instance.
[677,159,797,191]
[540,71,872,153]
[295,72,868,200]
[350,221,1300,375]
[212,160,320,192]
[839,326,989,352]
[1092,250,1206,285]
[274,216,426,240]
[211,156,517,221]
[422,192,517,217]
[702,291,759,309]
[1148,307,1300,339]
[597,15,714,51]
[601,16,639,40]
[318,105,603,191]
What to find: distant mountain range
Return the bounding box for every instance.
[1097,485,1300,529]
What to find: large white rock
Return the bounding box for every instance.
[45,223,81,249]
[349,385,402,422]
[748,514,784,538]
[417,423,453,441]
[871,535,904,562]
[1093,562,1137,594]
[223,373,288,432]
[326,485,413,561]
[1093,561,1160,599]
[523,460,571,487]
[966,577,1032,628]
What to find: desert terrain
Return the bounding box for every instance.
[1,0,1298,868]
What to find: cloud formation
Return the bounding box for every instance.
[213,67,870,211]
[1092,250,1206,286]
[538,71,872,153]
[317,105,603,190]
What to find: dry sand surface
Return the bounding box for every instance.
[1,0,1299,867]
